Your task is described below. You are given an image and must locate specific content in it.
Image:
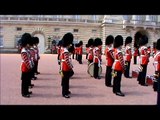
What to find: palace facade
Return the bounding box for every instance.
[0,15,160,53]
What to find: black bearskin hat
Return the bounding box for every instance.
[125,36,132,46]
[32,37,39,44]
[29,37,35,46]
[114,35,123,48]
[134,32,142,48]
[94,38,102,47]
[86,44,88,48]
[87,38,94,47]
[139,35,148,46]
[105,35,114,45]
[62,32,74,47]
[20,33,32,47]
[79,41,83,45]
[57,40,62,46]
[156,38,160,50]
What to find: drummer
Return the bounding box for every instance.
[105,35,114,87]
[124,36,132,78]
[87,38,94,66]
[93,38,102,79]
[112,35,125,96]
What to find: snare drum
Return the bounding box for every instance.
[87,62,102,77]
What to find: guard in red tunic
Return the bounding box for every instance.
[152,43,157,57]
[105,35,114,87]
[20,33,33,98]
[28,37,36,89]
[93,38,102,79]
[112,35,125,96]
[87,38,94,65]
[75,43,79,61]
[86,44,89,59]
[147,46,151,57]
[57,40,62,65]
[137,35,149,86]
[124,36,132,78]
[60,32,73,98]
[68,43,75,78]
[33,37,40,75]
[153,38,160,105]
[77,41,83,64]
[133,47,139,64]
[153,39,160,92]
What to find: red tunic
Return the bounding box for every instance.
[60,47,73,71]
[139,46,149,65]
[125,45,132,62]
[78,46,83,55]
[112,48,125,72]
[105,46,114,67]
[21,48,33,72]
[134,48,139,56]
[93,47,101,64]
[87,47,93,61]
[153,51,160,72]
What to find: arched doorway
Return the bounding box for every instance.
[32,31,45,54]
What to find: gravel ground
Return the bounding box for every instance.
[0,54,157,105]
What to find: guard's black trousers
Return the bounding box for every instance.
[61,71,70,96]
[113,70,122,93]
[137,65,147,85]
[94,63,99,79]
[124,61,131,78]
[105,66,112,86]
[21,72,30,95]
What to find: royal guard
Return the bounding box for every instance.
[57,40,62,65]
[87,38,94,65]
[153,39,160,92]
[28,37,37,89]
[68,43,75,78]
[105,35,114,87]
[137,35,149,86]
[153,38,160,105]
[33,37,40,75]
[20,33,33,98]
[86,44,89,59]
[75,43,79,61]
[124,36,132,78]
[147,46,151,57]
[112,35,125,96]
[93,38,102,79]
[72,44,75,59]
[133,47,139,64]
[60,32,74,98]
[152,43,157,57]
[77,41,83,64]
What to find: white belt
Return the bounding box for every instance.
[61,59,65,62]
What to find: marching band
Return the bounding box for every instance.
[19,32,160,105]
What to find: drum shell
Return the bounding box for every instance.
[87,63,102,77]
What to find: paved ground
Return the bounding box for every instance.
[0,54,157,105]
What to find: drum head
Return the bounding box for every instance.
[87,63,102,77]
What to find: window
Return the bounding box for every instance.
[16,27,22,31]
[0,35,4,47]
[54,28,60,32]
[92,15,97,21]
[73,29,79,32]
[92,29,97,33]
